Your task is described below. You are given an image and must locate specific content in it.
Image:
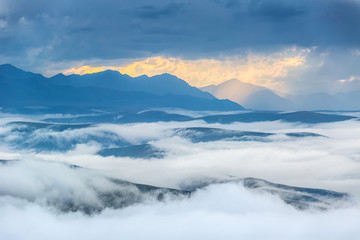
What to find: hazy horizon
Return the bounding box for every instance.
[1,1,360,239]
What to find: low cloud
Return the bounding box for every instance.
[0,178,359,240]
[1,116,359,195]
[0,113,360,239]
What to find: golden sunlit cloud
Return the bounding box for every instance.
[63,66,114,75]
[63,48,310,91]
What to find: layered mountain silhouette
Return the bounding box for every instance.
[201,79,295,110]
[0,64,243,113]
[202,78,360,111]
[288,91,360,111]
[50,71,215,99]
[2,64,359,112]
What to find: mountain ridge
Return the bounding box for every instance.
[201,79,296,110]
[0,64,244,113]
[202,78,360,111]
[50,69,215,100]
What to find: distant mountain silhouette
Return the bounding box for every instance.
[97,144,166,159]
[288,93,345,111]
[200,111,355,124]
[0,64,44,80]
[242,90,295,110]
[201,79,295,110]
[51,70,214,99]
[44,110,357,125]
[0,64,244,113]
[4,120,329,154]
[333,90,360,110]
[202,79,360,111]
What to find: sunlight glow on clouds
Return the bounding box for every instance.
[64,66,115,75]
[63,48,310,89]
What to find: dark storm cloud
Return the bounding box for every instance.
[0,0,360,69]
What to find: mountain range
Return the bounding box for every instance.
[201,79,360,111]
[0,64,243,113]
[1,64,359,112]
[201,79,295,110]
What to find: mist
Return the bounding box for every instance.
[0,180,359,240]
[0,112,360,239]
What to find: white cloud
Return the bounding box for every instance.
[1,114,360,239]
[0,182,359,240]
[1,116,359,196]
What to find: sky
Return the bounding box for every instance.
[1,0,360,93]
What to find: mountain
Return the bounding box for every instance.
[181,177,349,211]
[51,70,214,99]
[242,90,296,110]
[3,120,327,154]
[202,79,360,111]
[0,64,43,80]
[201,79,266,103]
[288,93,346,111]
[0,64,244,113]
[0,160,349,213]
[200,111,355,124]
[201,79,295,110]
[97,144,166,159]
[334,90,360,110]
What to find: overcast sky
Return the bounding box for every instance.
[1,0,360,93]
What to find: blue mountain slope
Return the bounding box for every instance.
[0,64,244,113]
[97,144,166,159]
[200,111,356,124]
[44,109,356,124]
[0,64,43,80]
[51,70,214,99]
[2,122,325,154]
[174,127,274,142]
[3,121,128,152]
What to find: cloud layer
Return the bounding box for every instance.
[1,112,360,239]
[1,114,359,195]
[0,179,359,240]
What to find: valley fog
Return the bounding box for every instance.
[0,111,360,239]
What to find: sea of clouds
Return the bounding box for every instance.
[0,112,359,239]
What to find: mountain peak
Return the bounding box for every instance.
[218,79,265,89]
[221,78,242,84]
[201,78,295,110]
[201,78,266,103]
[157,73,177,78]
[88,69,123,76]
[0,65,243,112]
[53,73,65,77]
[0,63,23,72]
[0,63,43,80]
